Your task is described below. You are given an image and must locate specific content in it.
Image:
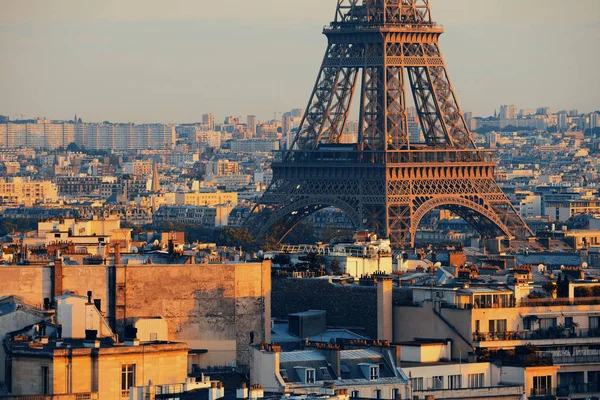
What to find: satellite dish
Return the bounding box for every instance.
[582,262,588,269]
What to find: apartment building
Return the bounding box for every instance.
[0,178,58,206]
[394,279,600,400]
[3,293,188,399]
[175,191,238,207]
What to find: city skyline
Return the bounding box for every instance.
[1,0,599,123]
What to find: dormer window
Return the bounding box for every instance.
[306,368,315,383]
[370,366,379,381]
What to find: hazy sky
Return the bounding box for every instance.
[1,0,599,123]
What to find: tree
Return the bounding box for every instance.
[330,258,342,276]
[216,227,257,252]
[542,281,557,297]
[66,142,81,152]
[298,252,326,275]
[272,253,292,269]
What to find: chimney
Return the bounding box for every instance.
[236,382,249,399]
[87,291,93,304]
[53,257,64,298]
[377,277,393,342]
[208,382,225,400]
[322,347,342,378]
[114,243,121,266]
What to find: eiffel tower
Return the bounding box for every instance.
[245,0,533,248]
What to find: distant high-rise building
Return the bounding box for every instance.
[536,107,551,116]
[486,132,498,148]
[408,116,423,144]
[589,112,599,131]
[568,109,579,117]
[518,109,535,118]
[225,116,240,126]
[285,109,304,118]
[499,105,518,120]
[202,113,215,130]
[557,112,569,131]
[247,115,257,137]
[281,115,292,137]
[463,111,473,130]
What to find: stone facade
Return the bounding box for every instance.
[0,261,271,368]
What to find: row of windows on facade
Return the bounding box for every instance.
[475,316,600,332]
[39,364,135,396]
[409,373,484,391]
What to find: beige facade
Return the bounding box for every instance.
[175,191,238,207]
[10,342,188,399]
[394,284,600,399]
[0,261,271,368]
[0,179,58,206]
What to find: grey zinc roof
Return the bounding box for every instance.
[279,350,326,362]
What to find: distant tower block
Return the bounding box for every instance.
[245,0,533,248]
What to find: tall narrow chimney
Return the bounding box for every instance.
[114,242,121,266]
[53,257,64,298]
[377,277,393,342]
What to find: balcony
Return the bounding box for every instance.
[474,328,600,342]
[529,387,555,399]
[557,382,600,396]
[547,350,600,365]
[0,394,98,400]
[519,296,600,307]
[414,385,524,399]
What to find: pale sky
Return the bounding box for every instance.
[0,0,599,123]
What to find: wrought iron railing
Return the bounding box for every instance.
[473,328,600,342]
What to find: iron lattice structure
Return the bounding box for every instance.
[245,0,533,248]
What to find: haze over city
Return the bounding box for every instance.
[1,0,599,123]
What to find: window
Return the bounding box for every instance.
[369,366,379,381]
[391,388,400,399]
[279,369,288,379]
[351,391,360,398]
[475,320,480,332]
[41,366,49,395]
[488,319,507,333]
[564,317,574,328]
[468,373,484,388]
[590,316,600,330]
[411,377,424,391]
[432,376,444,390]
[373,389,382,399]
[121,364,136,392]
[523,318,532,330]
[448,374,462,389]
[306,369,315,384]
[533,375,552,396]
[539,317,557,330]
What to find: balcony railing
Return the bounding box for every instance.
[530,387,556,398]
[413,385,524,399]
[547,351,600,365]
[519,296,600,307]
[474,328,600,342]
[557,382,600,396]
[0,394,98,400]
